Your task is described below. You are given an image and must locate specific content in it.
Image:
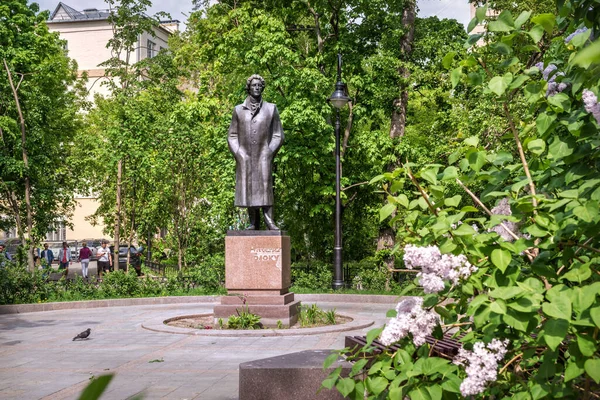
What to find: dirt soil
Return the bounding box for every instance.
[166,315,353,330]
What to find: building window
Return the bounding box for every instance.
[147,39,155,58]
[46,222,66,241]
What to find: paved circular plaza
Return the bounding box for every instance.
[0,295,399,399]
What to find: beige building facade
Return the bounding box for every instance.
[44,3,176,241]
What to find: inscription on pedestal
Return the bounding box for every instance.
[251,247,282,270]
[225,234,291,292]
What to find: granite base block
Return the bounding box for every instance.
[213,300,301,327]
[220,292,295,306]
[239,349,351,400]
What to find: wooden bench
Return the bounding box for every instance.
[345,333,462,360]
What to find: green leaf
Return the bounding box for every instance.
[490,298,507,315]
[536,113,555,134]
[565,358,585,382]
[489,286,525,299]
[444,195,461,208]
[396,194,409,209]
[476,5,487,22]
[350,359,369,378]
[569,28,592,48]
[489,76,508,96]
[427,384,443,400]
[366,377,388,396]
[528,24,545,43]
[467,17,478,34]
[451,67,462,88]
[491,41,512,55]
[543,319,569,351]
[380,203,396,222]
[574,201,599,223]
[453,224,477,236]
[531,13,555,34]
[366,327,384,345]
[548,136,574,160]
[78,374,114,400]
[572,37,600,68]
[370,174,385,184]
[491,249,511,273]
[585,359,600,384]
[488,10,515,32]
[409,387,433,400]
[542,296,572,320]
[508,74,529,89]
[323,353,340,370]
[502,309,531,332]
[442,52,457,69]
[577,333,596,357]
[421,168,439,185]
[547,93,571,113]
[321,367,341,389]
[527,138,546,155]
[336,377,356,397]
[591,306,600,328]
[514,10,532,28]
[464,136,479,147]
[441,166,459,181]
[468,151,486,172]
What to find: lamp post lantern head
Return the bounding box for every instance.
[328,53,350,109]
[329,81,350,109]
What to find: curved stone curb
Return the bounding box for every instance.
[0,295,220,314]
[0,294,400,314]
[141,313,374,337]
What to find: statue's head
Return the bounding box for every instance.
[245,74,265,97]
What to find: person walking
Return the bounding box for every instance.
[57,242,71,277]
[41,243,54,267]
[78,241,93,279]
[96,240,112,279]
[0,244,12,268]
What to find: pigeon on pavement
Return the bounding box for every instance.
[73,328,91,341]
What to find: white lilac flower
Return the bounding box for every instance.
[403,245,477,293]
[583,89,600,125]
[454,339,509,397]
[489,198,519,242]
[418,272,445,294]
[380,297,439,347]
[564,27,588,44]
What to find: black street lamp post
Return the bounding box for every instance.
[328,53,350,290]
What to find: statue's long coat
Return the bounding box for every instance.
[228,98,284,207]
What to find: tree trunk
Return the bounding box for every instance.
[114,159,123,270]
[3,59,35,272]
[377,0,417,273]
[389,0,416,139]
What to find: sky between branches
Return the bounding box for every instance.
[35,0,472,31]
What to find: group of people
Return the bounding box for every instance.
[0,240,114,279]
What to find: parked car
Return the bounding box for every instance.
[109,245,143,275]
[1,238,21,259]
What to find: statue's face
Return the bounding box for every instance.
[249,79,263,98]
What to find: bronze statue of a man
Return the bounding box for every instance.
[228,74,284,230]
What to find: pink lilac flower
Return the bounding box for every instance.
[403,245,477,293]
[379,297,439,346]
[583,89,600,125]
[564,27,588,44]
[454,339,509,396]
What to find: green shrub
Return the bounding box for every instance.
[291,261,332,290]
[298,304,338,327]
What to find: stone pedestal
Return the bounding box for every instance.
[239,350,350,400]
[213,231,300,327]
